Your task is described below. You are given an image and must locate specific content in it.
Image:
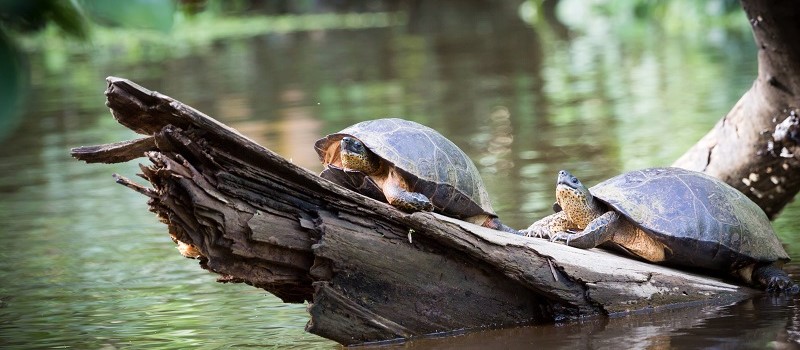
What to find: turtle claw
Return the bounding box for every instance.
[788,284,800,295]
[550,231,573,246]
[765,276,799,294]
[523,226,549,239]
[754,265,798,294]
[765,278,783,293]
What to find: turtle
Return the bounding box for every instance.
[524,167,797,292]
[314,118,518,234]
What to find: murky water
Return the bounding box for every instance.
[2,2,800,349]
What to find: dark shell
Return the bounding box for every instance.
[591,167,789,270]
[314,118,495,219]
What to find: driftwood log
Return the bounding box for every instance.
[72,77,757,346]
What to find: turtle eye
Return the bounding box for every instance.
[341,137,364,152]
[352,140,364,151]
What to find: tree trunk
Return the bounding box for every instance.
[72,77,755,346]
[673,0,800,219]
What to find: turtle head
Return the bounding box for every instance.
[555,170,601,227]
[340,136,381,174]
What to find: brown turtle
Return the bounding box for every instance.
[315,118,518,234]
[525,167,797,292]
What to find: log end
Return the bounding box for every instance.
[70,137,156,164]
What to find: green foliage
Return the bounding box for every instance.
[0,0,181,36]
[0,0,89,38]
[0,0,181,139]
[522,0,748,36]
[80,0,176,32]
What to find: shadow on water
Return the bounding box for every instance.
[370,295,800,349]
[1,0,800,348]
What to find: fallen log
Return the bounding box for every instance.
[72,77,756,346]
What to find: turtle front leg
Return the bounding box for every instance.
[383,182,434,212]
[524,212,573,238]
[550,211,620,249]
[752,264,799,294]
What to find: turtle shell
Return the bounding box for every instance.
[314,118,496,220]
[590,167,789,270]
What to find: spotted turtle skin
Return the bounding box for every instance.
[314,118,496,222]
[590,167,789,272]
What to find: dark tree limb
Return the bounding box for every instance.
[72,77,755,345]
[71,137,156,164]
[673,0,800,218]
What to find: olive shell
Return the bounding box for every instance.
[315,118,495,219]
[591,167,789,269]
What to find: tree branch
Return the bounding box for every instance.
[673,0,800,218]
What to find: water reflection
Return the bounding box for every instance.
[375,296,800,349]
[0,1,798,348]
[0,30,28,143]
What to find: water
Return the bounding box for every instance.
[2,2,800,348]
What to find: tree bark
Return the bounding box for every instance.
[72,77,755,346]
[673,0,800,219]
